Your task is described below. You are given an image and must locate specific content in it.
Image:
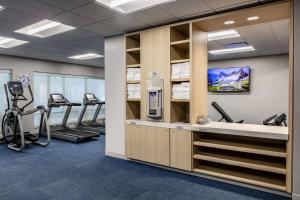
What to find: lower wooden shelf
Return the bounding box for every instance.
[193,152,286,174]
[193,165,286,191]
[193,139,286,158]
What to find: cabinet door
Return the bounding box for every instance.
[126,125,170,166]
[170,129,192,171]
[144,126,170,166]
[126,125,145,160]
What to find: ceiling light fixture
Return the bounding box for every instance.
[224,20,235,25]
[15,19,76,38]
[0,5,5,11]
[247,16,260,21]
[95,0,176,14]
[69,53,103,60]
[209,46,255,55]
[208,30,240,41]
[0,36,29,49]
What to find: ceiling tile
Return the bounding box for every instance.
[133,7,178,25]
[0,18,20,35]
[81,22,121,35]
[0,0,17,6]
[39,0,92,10]
[0,8,41,26]
[160,0,211,18]
[9,0,63,18]
[270,19,289,53]
[71,2,120,21]
[63,28,97,38]
[102,15,147,32]
[51,12,95,27]
[203,0,258,10]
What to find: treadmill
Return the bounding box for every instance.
[75,93,105,134]
[47,93,99,142]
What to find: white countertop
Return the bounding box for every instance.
[126,120,289,141]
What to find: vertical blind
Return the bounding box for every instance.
[0,70,12,124]
[33,72,105,126]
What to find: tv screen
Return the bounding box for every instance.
[208,66,250,92]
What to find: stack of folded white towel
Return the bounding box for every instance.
[127,67,141,81]
[172,82,190,99]
[171,62,190,79]
[127,84,141,99]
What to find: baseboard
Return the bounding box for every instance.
[105,151,127,160]
[293,194,300,200]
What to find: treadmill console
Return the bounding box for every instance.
[84,93,99,104]
[50,94,67,103]
[7,81,24,97]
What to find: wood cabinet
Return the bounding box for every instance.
[126,125,170,166]
[170,129,192,171]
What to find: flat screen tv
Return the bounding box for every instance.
[208,66,250,92]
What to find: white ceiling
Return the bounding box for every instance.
[0,0,286,67]
[208,19,289,61]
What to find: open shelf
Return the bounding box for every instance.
[193,152,286,174]
[170,23,190,42]
[127,64,140,68]
[193,162,286,191]
[171,99,190,102]
[171,78,190,82]
[126,34,140,49]
[126,101,141,120]
[171,44,190,60]
[193,139,286,158]
[171,59,190,64]
[127,80,140,84]
[170,40,190,50]
[126,51,140,65]
[171,101,190,123]
[126,47,140,53]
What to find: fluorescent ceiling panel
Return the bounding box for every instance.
[208,30,240,41]
[0,6,5,11]
[95,0,176,13]
[69,53,103,60]
[15,19,76,38]
[209,46,255,55]
[0,36,29,48]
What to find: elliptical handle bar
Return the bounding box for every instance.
[21,85,34,111]
[4,84,10,112]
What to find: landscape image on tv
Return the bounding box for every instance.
[208,66,250,92]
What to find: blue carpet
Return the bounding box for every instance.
[0,137,290,200]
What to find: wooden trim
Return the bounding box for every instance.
[171,99,190,102]
[170,59,190,64]
[171,78,190,82]
[126,64,140,68]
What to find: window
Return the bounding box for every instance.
[0,70,12,124]
[33,72,104,126]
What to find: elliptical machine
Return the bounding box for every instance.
[1,76,50,152]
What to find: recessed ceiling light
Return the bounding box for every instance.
[95,0,176,13]
[247,16,260,21]
[69,53,103,60]
[0,5,5,11]
[224,20,235,25]
[209,46,255,55]
[15,19,76,38]
[0,36,29,48]
[208,30,240,41]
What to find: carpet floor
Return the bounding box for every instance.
[0,136,290,200]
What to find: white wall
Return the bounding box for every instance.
[0,54,104,130]
[208,55,289,125]
[104,36,126,158]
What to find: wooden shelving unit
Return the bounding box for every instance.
[126,33,141,120]
[170,23,191,123]
[193,132,288,191]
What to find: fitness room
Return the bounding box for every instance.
[0,0,299,200]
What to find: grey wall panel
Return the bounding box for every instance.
[293,0,300,199]
[208,55,289,125]
[104,36,126,157]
